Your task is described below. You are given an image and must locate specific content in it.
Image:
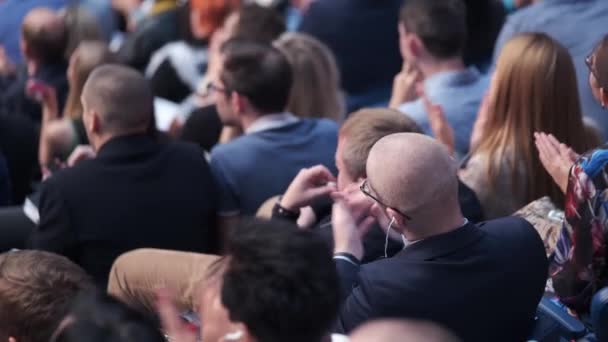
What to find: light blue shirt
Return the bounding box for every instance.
[493,0,608,139]
[398,67,489,156]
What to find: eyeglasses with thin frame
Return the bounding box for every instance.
[360,179,412,221]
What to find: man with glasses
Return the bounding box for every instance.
[209,39,337,241]
[331,133,548,341]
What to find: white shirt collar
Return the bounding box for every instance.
[245,112,300,135]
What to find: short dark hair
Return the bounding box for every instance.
[0,251,93,342]
[233,4,286,43]
[83,64,153,134]
[221,40,293,113]
[51,291,165,342]
[222,219,339,342]
[399,0,467,59]
[22,13,67,64]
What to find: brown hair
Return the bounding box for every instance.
[64,41,116,119]
[275,33,345,122]
[339,108,422,179]
[0,251,93,342]
[21,9,67,64]
[590,34,608,89]
[476,33,591,207]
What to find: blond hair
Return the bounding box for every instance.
[63,41,116,120]
[476,33,591,207]
[275,33,345,122]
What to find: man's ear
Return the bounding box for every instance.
[386,207,407,228]
[408,34,424,60]
[90,111,102,135]
[601,88,608,108]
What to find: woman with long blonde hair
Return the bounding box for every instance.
[458,33,593,219]
[275,33,345,122]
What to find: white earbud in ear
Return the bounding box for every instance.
[223,331,244,341]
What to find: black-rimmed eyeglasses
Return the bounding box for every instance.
[360,179,412,221]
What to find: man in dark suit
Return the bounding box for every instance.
[331,133,548,341]
[28,64,218,286]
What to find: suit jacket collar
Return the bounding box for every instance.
[394,222,484,261]
[96,134,159,162]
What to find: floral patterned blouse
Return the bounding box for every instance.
[551,148,608,313]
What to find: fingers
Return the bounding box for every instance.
[156,289,197,342]
[305,165,336,183]
[357,216,376,239]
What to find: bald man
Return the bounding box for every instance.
[349,320,461,342]
[332,133,548,341]
[29,64,218,286]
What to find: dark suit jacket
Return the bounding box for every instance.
[335,217,548,341]
[28,134,218,285]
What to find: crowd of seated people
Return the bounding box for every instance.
[0,0,608,341]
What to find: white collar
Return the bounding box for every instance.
[245,112,300,135]
[402,218,469,249]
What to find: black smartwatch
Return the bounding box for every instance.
[272,199,300,222]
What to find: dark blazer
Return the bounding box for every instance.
[28,134,218,285]
[335,217,548,341]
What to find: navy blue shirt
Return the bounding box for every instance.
[210,116,338,216]
[493,0,608,138]
[298,0,402,96]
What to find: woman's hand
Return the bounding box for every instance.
[421,88,455,156]
[534,132,579,194]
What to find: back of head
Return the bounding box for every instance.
[61,5,103,58]
[367,133,460,225]
[339,108,422,180]
[51,291,165,342]
[0,250,93,342]
[221,39,293,114]
[64,41,116,118]
[222,219,339,342]
[275,32,344,121]
[350,319,461,342]
[230,4,286,43]
[399,0,467,59]
[481,32,589,205]
[22,7,68,65]
[82,64,153,135]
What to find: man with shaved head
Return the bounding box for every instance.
[331,133,548,341]
[29,64,218,286]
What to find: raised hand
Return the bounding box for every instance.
[331,199,376,261]
[389,61,422,109]
[156,289,198,342]
[534,132,579,194]
[421,87,455,155]
[280,165,337,212]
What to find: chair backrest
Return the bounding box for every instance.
[529,297,587,341]
[592,287,608,342]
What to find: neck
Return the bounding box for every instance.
[92,130,146,151]
[401,209,465,242]
[419,57,465,79]
[240,111,266,131]
[26,60,39,76]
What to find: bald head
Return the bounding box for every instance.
[366,133,460,230]
[22,8,67,64]
[82,64,153,136]
[350,320,461,342]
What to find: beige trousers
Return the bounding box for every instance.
[107,249,220,316]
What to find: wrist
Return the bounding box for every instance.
[333,252,361,266]
[279,195,300,212]
[334,244,363,262]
